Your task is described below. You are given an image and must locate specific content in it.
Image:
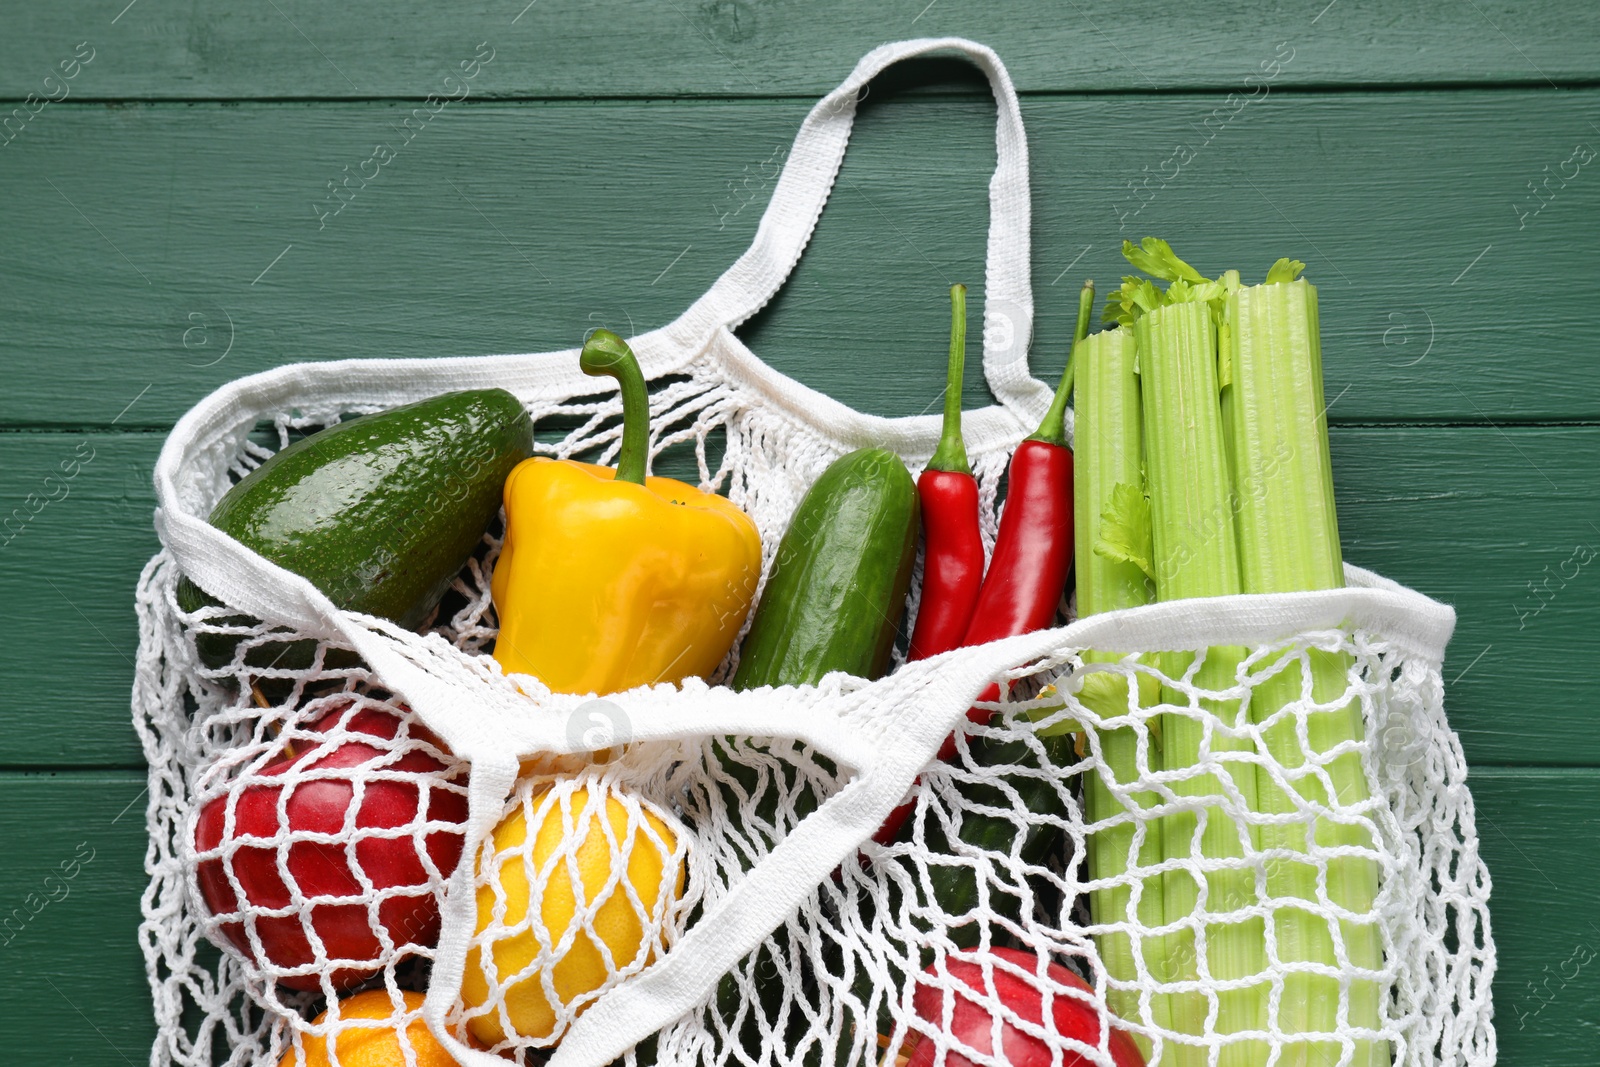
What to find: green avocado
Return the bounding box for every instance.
[177,388,534,672]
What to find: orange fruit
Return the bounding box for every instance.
[281,989,478,1067]
[460,781,686,1045]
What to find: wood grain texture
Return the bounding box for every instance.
[4,0,1599,101]
[0,433,158,767]
[1,89,1597,428]
[1,13,1592,1061]
[1330,426,1600,768]
[3,424,1595,769]
[0,774,156,1065]
[1466,768,1600,1067]
[0,768,1589,1063]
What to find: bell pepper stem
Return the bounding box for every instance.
[1028,279,1095,447]
[926,284,972,475]
[580,329,650,485]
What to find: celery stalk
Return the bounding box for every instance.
[1073,329,1146,621]
[1135,300,1266,1067]
[1228,275,1388,1067]
[1074,326,1162,1046]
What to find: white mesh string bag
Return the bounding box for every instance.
[131,37,1496,1067]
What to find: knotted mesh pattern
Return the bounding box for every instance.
[186,694,468,998]
[457,766,698,1054]
[613,637,1492,1067]
[174,690,467,1065]
[135,346,1013,1066]
[134,334,1493,1067]
[279,988,470,1067]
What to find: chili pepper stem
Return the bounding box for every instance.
[926,284,972,476]
[580,328,650,485]
[1028,280,1095,446]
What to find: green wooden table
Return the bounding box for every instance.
[3,3,1596,1062]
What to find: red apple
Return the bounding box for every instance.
[193,700,468,991]
[906,946,1146,1067]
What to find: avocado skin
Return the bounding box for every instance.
[177,388,534,671]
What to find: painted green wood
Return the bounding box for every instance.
[1466,768,1600,1067]
[0,433,158,768]
[2,424,1594,769]
[5,0,1599,101]
[0,773,156,1065]
[0,768,1589,1063]
[2,91,1597,429]
[1,13,1592,1061]
[1329,426,1600,769]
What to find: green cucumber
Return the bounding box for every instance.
[731,448,919,690]
[711,447,915,1057]
[177,388,534,672]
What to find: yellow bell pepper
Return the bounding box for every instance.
[491,330,761,696]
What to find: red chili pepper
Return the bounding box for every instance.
[908,284,985,663]
[953,277,1093,696]
[962,437,1073,640]
[876,281,1093,848]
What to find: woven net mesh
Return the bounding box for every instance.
[133,336,1494,1067]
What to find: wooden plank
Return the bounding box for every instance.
[4,0,1599,101]
[0,768,1590,1063]
[0,773,156,1064]
[3,423,1594,769]
[1,90,1598,429]
[1466,768,1600,1067]
[0,433,159,767]
[1330,426,1600,768]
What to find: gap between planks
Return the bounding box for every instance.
[5,76,1600,108]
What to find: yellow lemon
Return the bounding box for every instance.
[460,781,686,1046]
[282,989,480,1067]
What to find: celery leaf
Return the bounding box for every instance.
[1265,257,1306,284]
[1125,277,1164,314]
[1095,481,1155,579]
[1101,282,1133,326]
[1102,275,1164,326]
[1077,670,1132,723]
[1123,237,1207,284]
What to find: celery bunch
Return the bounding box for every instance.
[1074,240,1386,1066]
